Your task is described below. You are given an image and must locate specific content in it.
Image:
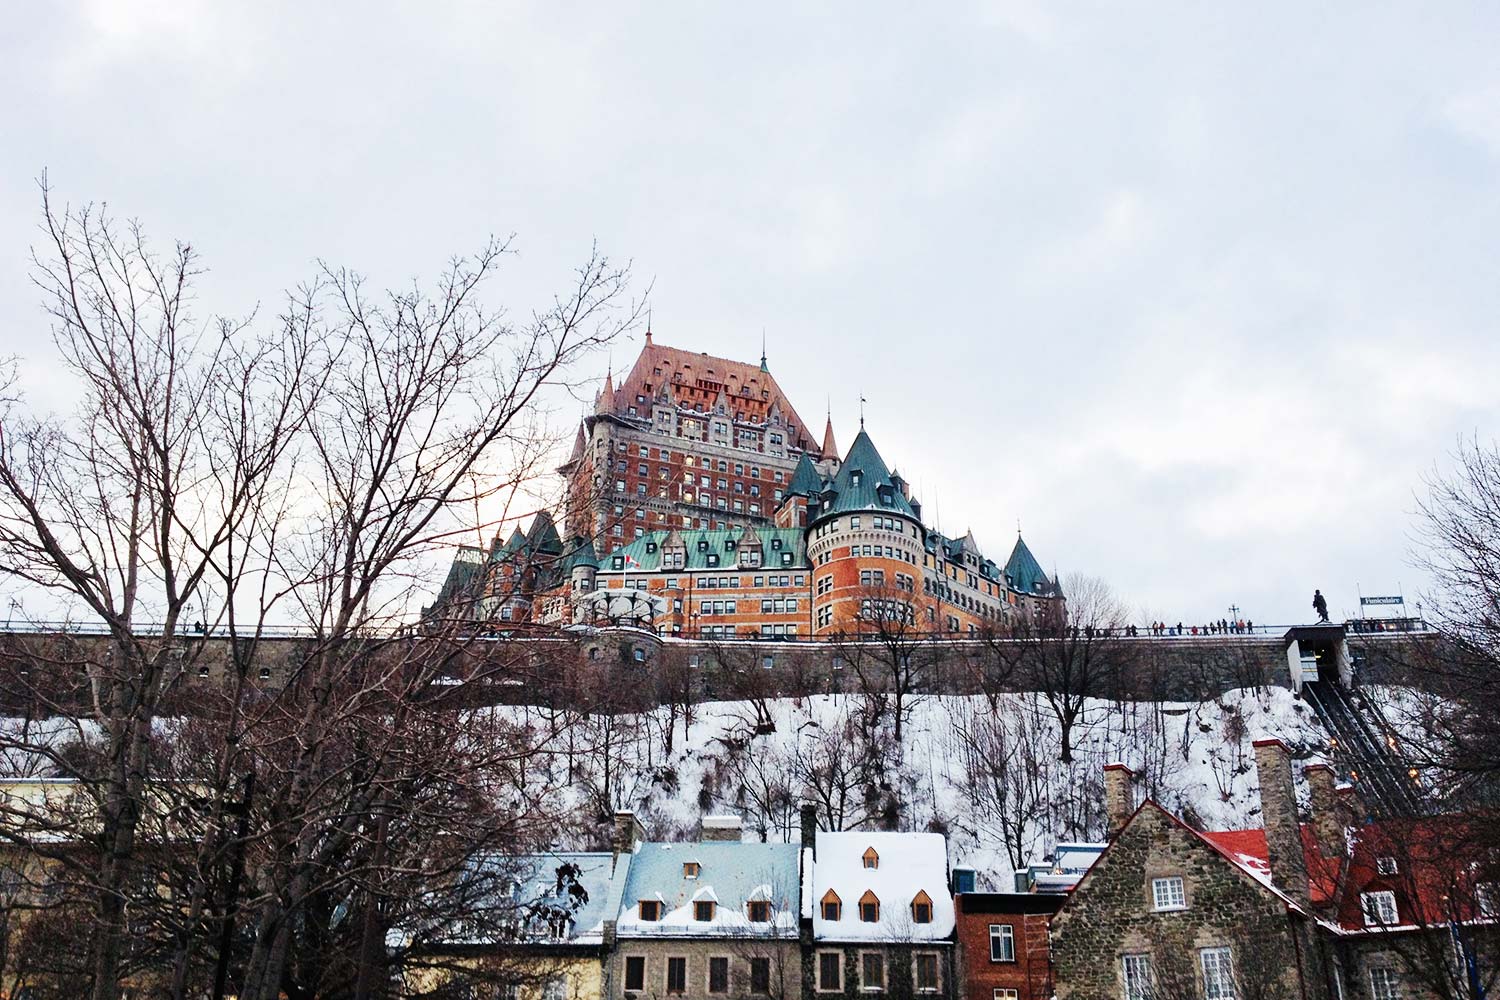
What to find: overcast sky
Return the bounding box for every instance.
[4,3,1499,626]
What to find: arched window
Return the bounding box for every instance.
[911,890,933,924]
[820,889,842,921]
[863,847,879,870]
[858,890,880,923]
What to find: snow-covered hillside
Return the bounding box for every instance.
[516,685,1330,892]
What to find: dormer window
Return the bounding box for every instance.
[858,891,880,922]
[863,847,879,870]
[684,862,700,879]
[851,472,862,487]
[1376,857,1398,876]
[748,900,772,922]
[694,900,716,921]
[639,900,662,921]
[911,891,933,924]
[821,890,842,921]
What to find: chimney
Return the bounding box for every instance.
[700,814,744,842]
[1104,763,1136,838]
[612,810,644,859]
[800,803,818,857]
[1303,764,1344,858]
[1253,739,1310,905]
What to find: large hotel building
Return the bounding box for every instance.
[429,333,1063,638]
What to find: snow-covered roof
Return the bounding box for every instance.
[811,831,954,943]
[616,840,800,938]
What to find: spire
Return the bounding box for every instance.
[859,394,867,428]
[821,412,839,460]
[596,368,616,414]
[785,450,823,499]
[760,329,769,373]
[645,307,653,345]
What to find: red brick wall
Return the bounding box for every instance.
[954,900,1056,1000]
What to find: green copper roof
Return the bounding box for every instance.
[603,526,809,573]
[557,536,600,573]
[809,429,916,521]
[784,451,823,499]
[1004,535,1053,595]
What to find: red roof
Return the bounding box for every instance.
[606,339,816,453]
[1199,825,1340,907]
[1327,814,1492,931]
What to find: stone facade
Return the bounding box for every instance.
[803,943,956,1000]
[610,937,802,1000]
[1049,804,1327,1000]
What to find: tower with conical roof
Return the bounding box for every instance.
[805,428,925,636]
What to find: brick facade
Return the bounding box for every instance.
[953,894,1062,1000]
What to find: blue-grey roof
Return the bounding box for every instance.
[616,840,801,938]
[1004,535,1054,595]
[603,527,809,573]
[809,429,916,521]
[442,851,617,946]
[784,450,823,499]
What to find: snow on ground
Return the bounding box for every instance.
[512,685,1334,892]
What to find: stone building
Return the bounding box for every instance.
[1051,744,1500,1000]
[804,813,957,1000]
[605,814,804,1000]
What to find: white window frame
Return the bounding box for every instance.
[1151,876,1187,911]
[1121,953,1153,1000]
[1200,946,1234,1000]
[1376,856,1398,875]
[1369,966,1401,1000]
[1362,890,1399,926]
[989,923,1015,962]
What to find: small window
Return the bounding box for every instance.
[911,890,933,923]
[1369,967,1401,1000]
[684,862,700,879]
[667,957,687,994]
[1200,947,1234,1000]
[624,956,646,992]
[858,890,880,922]
[817,952,843,992]
[1121,954,1153,1000]
[913,953,939,993]
[1376,856,1398,876]
[750,957,771,994]
[1362,890,1398,926]
[694,900,716,921]
[863,847,879,869]
[639,900,662,921]
[747,900,772,922]
[1151,876,1186,911]
[993,992,1019,1000]
[708,956,729,994]
[989,924,1014,962]
[860,952,885,992]
[820,890,842,921]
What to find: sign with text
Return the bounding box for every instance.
[1361,596,1403,606]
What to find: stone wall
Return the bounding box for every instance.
[609,936,802,1000]
[1049,805,1328,1000]
[801,943,956,1000]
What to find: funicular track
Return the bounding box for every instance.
[1302,679,1423,818]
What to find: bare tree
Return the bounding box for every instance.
[0,183,638,1000]
[977,574,1132,763]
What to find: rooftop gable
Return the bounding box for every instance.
[811,429,917,521]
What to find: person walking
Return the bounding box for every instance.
[1312,589,1329,623]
